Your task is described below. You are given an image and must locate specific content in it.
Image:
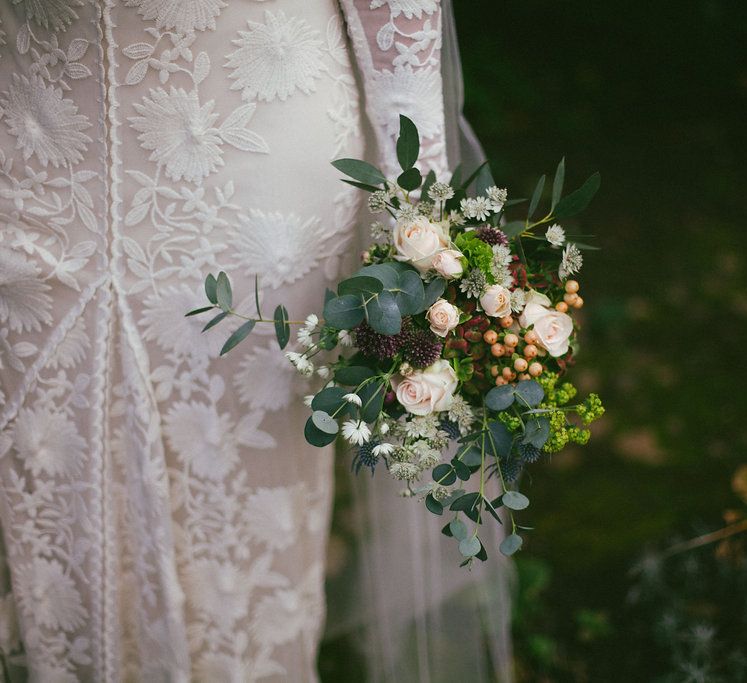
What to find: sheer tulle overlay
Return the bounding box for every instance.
[0,1,511,680]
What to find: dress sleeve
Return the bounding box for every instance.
[338,0,449,179]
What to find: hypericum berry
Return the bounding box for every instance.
[524,330,538,344]
[523,344,538,359]
[555,301,569,313]
[355,321,403,360]
[528,362,543,377]
[500,316,513,329]
[563,292,579,305]
[514,358,528,372]
[519,442,542,463]
[483,329,498,344]
[491,343,505,357]
[573,296,584,309]
[401,328,442,369]
[504,333,519,347]
[565,280,580,294]
[502,367,516,381]
[495,376,507,386]
[475,225,508,246]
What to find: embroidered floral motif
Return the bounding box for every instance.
[225,10,326,102]
[234,343,296,411]
[184,559,250,624]
[0,247,52,334]
[124,0,227,35]
[370,0,438,20]
[11,0,84,32]
[0,74,91,168]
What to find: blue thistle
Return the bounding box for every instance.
[519,442,543,464]
[352,440,380,475]
[439,420,461,440]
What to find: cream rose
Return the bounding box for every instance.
[519,302,573,357]
[392,359,458,416]
[431,249,464,279]
[393,216,449,273]
[480,284,512,318]
[426,299,460,337]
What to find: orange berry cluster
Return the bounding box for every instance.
[553,279,583,313]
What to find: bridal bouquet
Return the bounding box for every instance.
[188,116,604,565]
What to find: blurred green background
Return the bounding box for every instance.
[322,2,747,681]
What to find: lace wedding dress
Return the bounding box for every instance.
[0,1,509,681]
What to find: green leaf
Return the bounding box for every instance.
[396,114,420,171]
[202,310,229,332]
[452,459,471,481]
[486,421,513,458]
[523,417,551,449]
[323,294,365,330]
[449,164,463,187]
[551,157,565,210]
[502,221,525,239]
[499,533,523,556]
[334,366,375,386]
[476,540,488,562]
[304,416,337,447]
[421,169,437,199]
[397,167,422,192]
[311,387,350,417]
[356,264,400,289]
[433,464,457,486]
[216,271,232,311]
[421,277,447,310]
[485,384,515,411]
[475,162,496,197]
[338,276,383,297]
[185,305,213,317]
[450,491,480,513]
[220,319,255,355]
[312,410,339,435]
[273,305,290,349]
[553,172,601,219]
[502,490,530,511]
[204,273,218,304]
[358,379,386,423]
[394,269,424,316]
[366,290,401,335]
[341,178,381,193]
[460,160,490,191]
[425,494,443,515]
[514,380,545,408]
[449,518,468,541]
[459,446,482,467]
[253,274,262,319]
[528,174,546,219]
[441,523,454,537]
[331,158,386,186]
[505,198,528,207]
[459,536,481,558]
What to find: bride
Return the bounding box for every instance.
[0,0,511,680]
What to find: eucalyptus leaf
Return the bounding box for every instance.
[311,387,350,417]
[334,366,375,386]
[338,275,383,297]
[202,310,228,332]
[459,446,483,467]
[394,269,424,316]
[220,319,255,356]
[502,491,530,511]
[216,271,232,311]
[396,114,420,171]
[449,518,468,541]
[486,420,513,458]
[421,277,447,310]
[273,305,290,350]
[304,416,337,447]
[499,533,523,556]
[425,494,443,516]
[551,157,565,209]
[449,164,463,188]
[254,274,262,318]
[204,274,217,304]
[449,491,480,513]
[475,162,496,197]
[502,220,526,239]
[331,158,386,186]
[366,290,401,335]
[452,459,471,481]
[553,172,601,219]
[433,464,457,486]
[312,410,339,435]
[485,384,515,411]
[522,417,551,449]
[323,294,364,330]
[528,174,546,219]
[356,264,400,289]
[341,178,381,193]
[459,536,481,558]
[397,167,422,192]
[185,306,213,317]
[460,160,490,191]
[358,379,386,423]
[421,169,437,199]
[514,380,545,407]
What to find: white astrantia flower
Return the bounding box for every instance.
[338,330,353,347]
[370,221,391,241]
[472,196,491,221]
[510,288,527,313]
[390,461,421,481]
[231,208,341,289]
[373,443,394,457]
[368,191,388,214]
[235,343,295,411]
[129,87,224,183]
[316,365,330,379]
[370,0,438,19]
[427,182,455,202]
[15,558,87,633]
[225,10,325,102]
[394,204,418,222]
[378,420,390,435]
[164,401,239,481]
[0,74,91,168]
[369,66,443,139]
[297,327,314,348]
[0,247,53,333]
[492,244,512,268]
[13,406,85,478]
[124,0,226,34]
[304,314,319,328]
[485,186,508,212]
[459,198,478,219]
[341,420,371,446]
[545,223,566,247]
[404,415,439,439]
[343,393,362,407]
[447,395,475,433]
[184,559,250,624]
[13,0,83,31]
[448,210,466,226]
[559,243,583,279]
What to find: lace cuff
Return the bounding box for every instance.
[339,0,448,179]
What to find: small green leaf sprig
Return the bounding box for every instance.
[187,115,604,565]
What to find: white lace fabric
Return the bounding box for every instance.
[0,1,463,681]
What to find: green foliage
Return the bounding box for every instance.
[528,174,546,219]
[331,158,386,186]
[273,305,290,349]
[216,271,232,311]
[220,319,255,356]
[454,231,493,277]
[551,157,565,210]
[553,172,601,219]
[396,114,420,171]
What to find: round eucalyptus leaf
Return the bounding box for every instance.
[485,384,515,412]
[366,290,401,335]
[499,533,523,556]
[394,269,425,316]
[323,294,364,330]
[338,275,383,297]
[304,416,337,447]
[502,491,530,511]
[311,387,350,416]
[356,264,400,289]
[449,518,468,541]
[459,535,481,558]
[522,416,551,449]
[433,464,456,486]
[311,410,339,435]
[514,380,545,408]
